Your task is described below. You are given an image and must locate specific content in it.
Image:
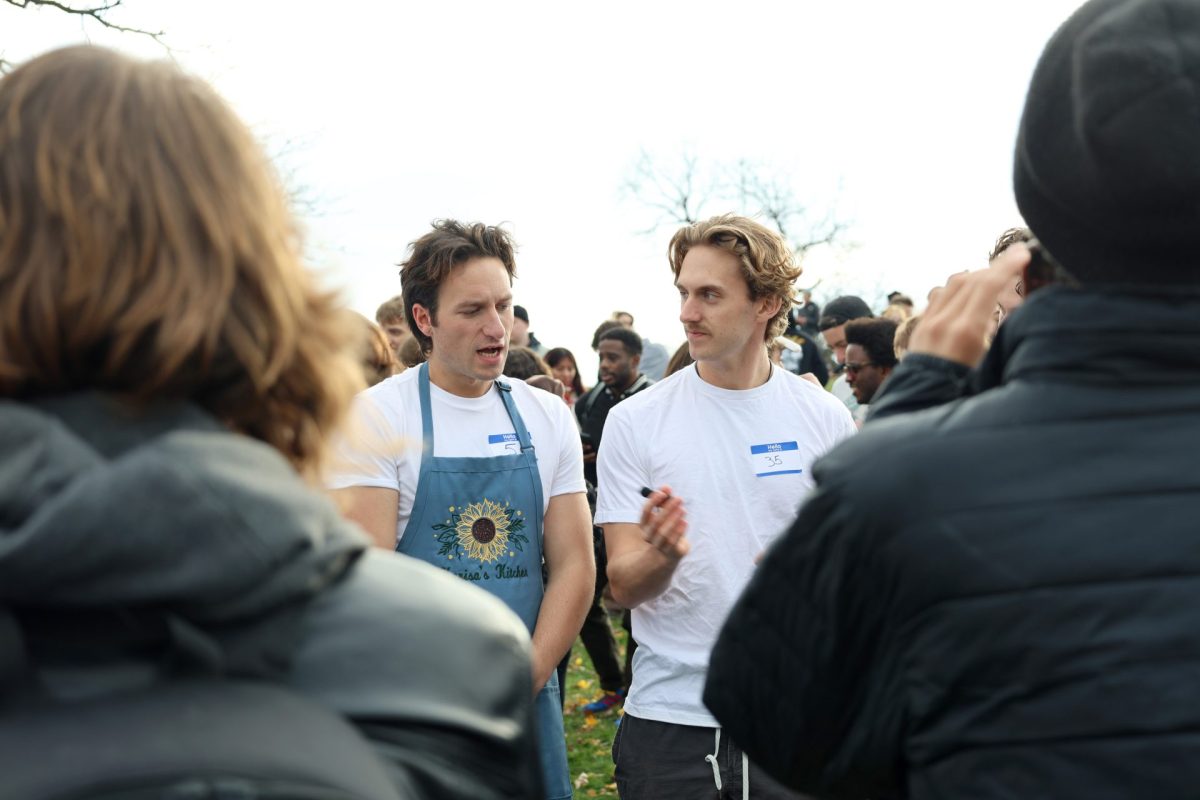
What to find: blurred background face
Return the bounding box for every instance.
[382,320,408,354]
[597,339,637,389]
[510,316,530,347]
[821,323,849,365]
[551,357,577,389]
[844,342,886,403]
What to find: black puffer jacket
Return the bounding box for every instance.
[0,394,541,799]
[705,288,1200,800]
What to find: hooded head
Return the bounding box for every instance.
[1015,0,1200,286]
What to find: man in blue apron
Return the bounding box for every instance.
[330,220,594,800]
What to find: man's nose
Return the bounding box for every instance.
[483,310,507,340]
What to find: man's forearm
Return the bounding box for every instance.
[529,557,593,690]
[605,545,680,610]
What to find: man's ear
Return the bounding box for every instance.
[631,353,642,371]
[758,294,783,323]
[411,303,434,338]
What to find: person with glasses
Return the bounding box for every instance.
[843,318,899,407]
[817,296,873,424]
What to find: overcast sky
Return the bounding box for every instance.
[3,0,1085,375]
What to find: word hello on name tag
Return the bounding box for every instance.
[749,441,802,478]
[487,432,520,456]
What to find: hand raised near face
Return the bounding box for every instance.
[911,244,1031,368]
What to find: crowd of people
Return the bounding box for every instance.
[3,0,1200,797]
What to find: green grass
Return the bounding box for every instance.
[562,621,627,799]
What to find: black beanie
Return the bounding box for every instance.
[1014,0,1200,285]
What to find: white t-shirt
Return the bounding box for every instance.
[595,364,857,726]
[327,369,586,544]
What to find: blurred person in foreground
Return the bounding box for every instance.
[706,1,1200,797]
[596,214,855,798]
[0,46,540,799]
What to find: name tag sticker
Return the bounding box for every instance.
[749,441,803,478]
[488,432,520,456]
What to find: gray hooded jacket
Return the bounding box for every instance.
[0,394,540,799]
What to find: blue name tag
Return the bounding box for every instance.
[488,432,520,456]
[749,441,802,477]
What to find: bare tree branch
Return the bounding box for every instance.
[727,158,851,258]
[625,149,851,257]
[3,0,165,44]
[622,149,708,233]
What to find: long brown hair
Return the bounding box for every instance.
[0,46,360,477]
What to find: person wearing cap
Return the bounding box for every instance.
[511,304,547,356]
[818,295,873,422]
[596,214,855,799]
[705,1,1200,796]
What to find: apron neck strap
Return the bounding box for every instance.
[417,362,534,452]
[495,380,534,451]
[417,362,436,451]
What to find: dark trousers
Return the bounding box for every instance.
[613,714,810,800]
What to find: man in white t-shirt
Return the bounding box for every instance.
[329,220,593,800]
[596,214,856,799]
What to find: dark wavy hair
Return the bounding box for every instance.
[844,318,899,369]
[399,220,517,355]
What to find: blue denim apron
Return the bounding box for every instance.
[398,363,572,799]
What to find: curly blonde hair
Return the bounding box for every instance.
[0,46,360,478]
[667,214,801,341]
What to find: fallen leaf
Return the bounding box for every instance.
[573,772,590,789]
